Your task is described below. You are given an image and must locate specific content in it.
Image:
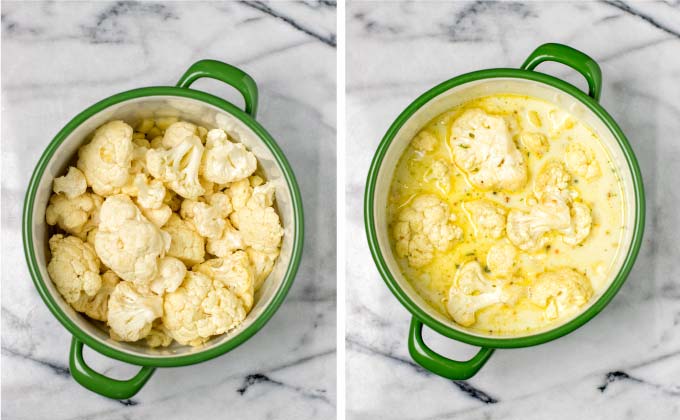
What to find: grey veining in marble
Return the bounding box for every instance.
[346,1,680,419]
[1,1,336,419]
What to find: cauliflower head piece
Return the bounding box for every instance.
[162,121,199,148]
[411,130,438,153]
[163,272,246,346]
[150,256,187,296]
[534,161,571,199]
[162,213,205,266]
[246,247,278,291]
[95,195,170,285]
[486,240,518,276]
[229,182,283,253]
[462,199,506,239]
[77,120,134,196]
[506,193,572,251]
[423,159,451,193]
[201,129,257,184]
[519,132,549,157]
[393,195,462,268]
[71,270,120,321]
[46,192,102,239]
[47,234,102,304]
[450,109,527,191]
[529,268,594,320]
[107,282,163,342]
[194,251,255,312]
[146,135,205,199]
[53,166,87,199]
[565,143,601,181]
[180,199,226,239]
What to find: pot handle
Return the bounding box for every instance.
[176,59,259,117]
[69,337,155,400]
[520,43,602,101]
[408,317,494,380]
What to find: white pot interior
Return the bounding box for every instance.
[31,96,295,357]
[373,78,637,338]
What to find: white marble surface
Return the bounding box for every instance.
[1,1,336,419]
[347,1,680,419]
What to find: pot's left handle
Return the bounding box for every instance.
[69,337,155,400]
[408,318,494,380]
[176,59,259,117]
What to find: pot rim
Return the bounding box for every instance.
[22,85,304,367]
[364,68,645,349]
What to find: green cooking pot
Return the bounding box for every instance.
[22,60,304,399]
[364,43,645,379]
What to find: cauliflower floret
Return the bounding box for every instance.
[107,282,163,342]
[132,174,166,209]
[227,178,253,211]
[534,161,570,199]
[146,135,205,199]
[201,129,257,184]
[71,270,120,321]
[95,195,170,285]
[162,213,205,266]
[450,109,527,191]
[194,251,255,311]
[180,199,226,239]
[140,204,173,228]
[227,182,283,253]
[519,132,549,157]
[393,195,462,268]
[46,192,102,239]
[411,130,438,153]
[206,192,233,217]
[423,159,451,193]
[486,240,518,276]
[506,193,572,251]
[565,143,601,181]
[52,166,87,199]
[149,257,187,295]
[77,120,134,196]
[163,272,246,346]
[561,201,592,245]
[462,200,506,239]
[246,247,278,291]
[162,121,199,148]
[529,268,594,320]
[146,322,174,348]
[129,141,149,175]
[164,190,182,212]
[206,220,245,257]
[446,261,521,326]
[47,234,101,304]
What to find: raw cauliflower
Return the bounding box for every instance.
[565,143,601,181]
[140,204,173,228]
[77,120,134,196]
[201,129,257,184]
[194,251,255,311]
[247,247,279,291]
[131,173,166,210]
[162,213,205,266]
[462,200,506,239]
[529,268,593,320]
[229,182,283,253]
[71,270,120,321]
[180,199,226,239]
[52,166,87,199]
[163,272,246,346]
[146,135,205,199]
[450,109,527,191]
[446,261,522,326]
[107,282,163,342]
[46,192,102,240]
[150,257,187,296]
[95,195,170,285]
[47,234,101,304]
[146,322,174,348]
[393,195,462,268]
[206,219,245,257]
[162,121,199,148]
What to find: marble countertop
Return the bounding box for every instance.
[1,2,336,419]
[346,1,680,419]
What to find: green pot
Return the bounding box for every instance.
[22,60,304,399]
[364,43,645,380]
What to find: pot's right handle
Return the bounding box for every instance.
[520,43,602,102]
[176,59,259,117]
[69,337,155,400]
[408,318,494,380]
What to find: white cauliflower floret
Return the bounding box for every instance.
[77,120,134,196]
[534,161,570,199]
[71,270,120,321]
[450,109,527,191]
[129,141,149,175]
[201,129,257,184]
[46,192,102,239]
[206,192,233,217]
[423,159,451,193]
[565,143,601,181]
[561,201,592,245]
[506,193,572,251]
[162,213,205,266]
[228,178,253,211]
[163,272,246,346]
[133,174,166,209]
[140,204,173,228]
[194,251,255,311]
[52,166,87,199]
[180,199,226,239]
[149,257,187,295]
[393,195,462,268]
[47,234,101,304]
[246,247,278,291]
[462,200,506,239]
[146,322,173,348]
[146,135,205,199]
[206,220,245,257]
[519,131,549,157]
[107,282,163,342]
[529,268,593,320]
[95,195,170,286]
[486,240,518,276]
[229,182,283,253]
[446,261,521,326]
[411,130,438,153]
[162,121,199,148]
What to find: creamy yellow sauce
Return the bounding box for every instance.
[388,94,625,336]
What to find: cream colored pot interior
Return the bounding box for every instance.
[31,96,294,357]
[373,78,636,338]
